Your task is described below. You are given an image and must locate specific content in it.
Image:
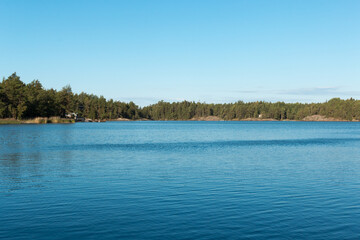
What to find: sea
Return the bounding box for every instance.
[1,121,360,239]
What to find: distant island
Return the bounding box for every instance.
[1,73,359,124]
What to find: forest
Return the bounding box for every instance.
[1,73,360,121]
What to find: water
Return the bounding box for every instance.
[1,121,360,239]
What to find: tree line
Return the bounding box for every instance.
[1,73,360,121]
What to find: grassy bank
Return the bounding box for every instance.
[0,117,75,125]
[0,119,23,124]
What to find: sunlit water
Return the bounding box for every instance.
[1,121,360,239]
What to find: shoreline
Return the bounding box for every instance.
[1,115,359,125]
[104,114,359,122]
[1,120,358,125]
[0,117,75,125]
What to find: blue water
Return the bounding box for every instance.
[1,121,360,239]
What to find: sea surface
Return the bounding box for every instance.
[1,121,360,239]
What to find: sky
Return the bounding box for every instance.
[0,0,359,106]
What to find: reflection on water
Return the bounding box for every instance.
[0,125,76,192]
[1,122,360,239]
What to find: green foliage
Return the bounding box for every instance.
[143,99,360,121]
[1,73,27,119]
[0,73,359,121]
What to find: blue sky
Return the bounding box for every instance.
[0,0,359,106]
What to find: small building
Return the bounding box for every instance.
[65,112,77,119]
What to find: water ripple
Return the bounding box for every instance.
[50,137,360,152]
